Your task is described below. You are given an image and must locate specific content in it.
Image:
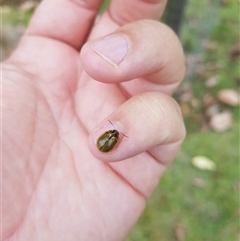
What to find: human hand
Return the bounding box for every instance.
[3,0,185,240]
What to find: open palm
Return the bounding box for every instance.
[3,0,186,240]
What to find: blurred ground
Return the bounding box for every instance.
[1,0,39,5]
[127,1,239,240]
[1,1,37,60]
[2,0,239,240]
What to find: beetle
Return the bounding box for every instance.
[96,120,128,153]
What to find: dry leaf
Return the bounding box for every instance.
[180,91,193,102]
[204,41,217,50]
[218,89,240,106]
[205,62,222,72]
[191,98,201,108]
[221,0,230,5]
[180,102,190,117]
[209,111,233,132]
[20,1,38,11]
[229,42,240,61]
[206,104,220,117]
[237,233,240,241]
[192,156,216,171]
[192,178,206,187]
[175,223,185,241]
[203,94,216,107]
[205,76,218,87]
[178,82,193,102]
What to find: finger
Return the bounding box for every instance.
[107,0,167,25]
[80,20,185,95]
[88,91,186,163]
[25,0,103,49]
[109,141,182,198]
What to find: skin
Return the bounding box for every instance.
[2,0,186,240]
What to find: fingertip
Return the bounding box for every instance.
[81,19,185,89]
[88,119,130,162]
[80,42,103,80]
[88,92,186,163]
[80,40,125,83]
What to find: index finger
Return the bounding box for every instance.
[107,0,167,25]
[25,0,103,49]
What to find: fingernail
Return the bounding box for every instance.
[90,35,129,68]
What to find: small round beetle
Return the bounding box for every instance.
[96,120,128,153]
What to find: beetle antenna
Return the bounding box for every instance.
[108,119,129,138]
[108,119,115,127]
